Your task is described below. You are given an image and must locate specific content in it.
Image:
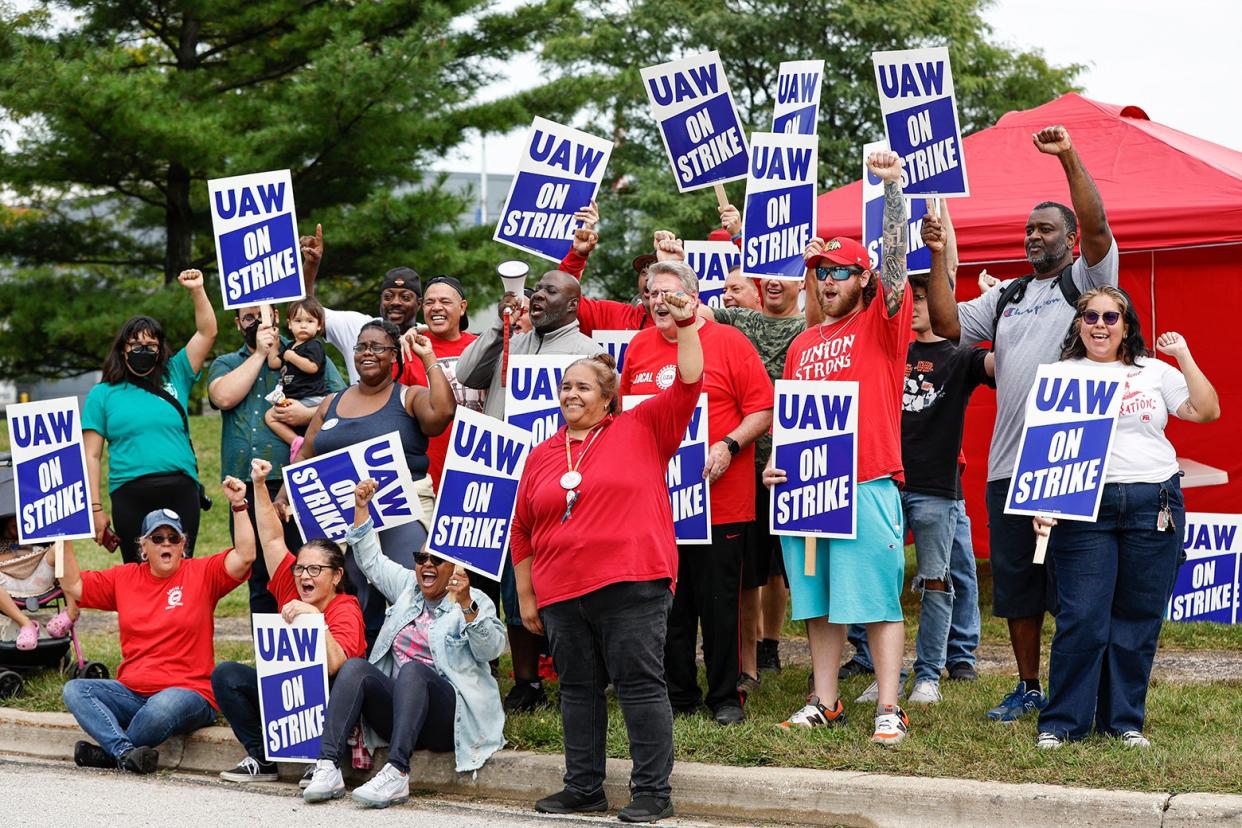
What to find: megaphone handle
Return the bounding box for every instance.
[501,310,511,388]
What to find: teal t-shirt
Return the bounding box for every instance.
[82,348,201,492]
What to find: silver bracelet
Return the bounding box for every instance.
[426,362,443,372]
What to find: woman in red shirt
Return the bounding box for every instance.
[211,459,368,783]
[59,494,253,774]
[512,290,702,824]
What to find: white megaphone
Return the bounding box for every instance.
[497,260,529,299]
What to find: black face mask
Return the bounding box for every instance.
[126,351,158,376]
[242,319,260,350]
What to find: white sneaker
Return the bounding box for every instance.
[870,706,909,747]
[907,679,942,705]
[351,762,410,808]
[1121,730,1151,748]
[303,759,345,803]
[1035,731,1065,750]
[855,679,905,704]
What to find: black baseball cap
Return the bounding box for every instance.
[423,275,469,331]
[381,267,421,295]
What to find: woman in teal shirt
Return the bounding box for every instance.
[83,269,217,563]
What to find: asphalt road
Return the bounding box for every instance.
[0,756,759,827]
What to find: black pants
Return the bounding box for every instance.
[229,480,307,615]
[320,657,455,773]
[211,662,266,760]
[541,579,674,799]
[110,472,201,564]
[665,523,745,712]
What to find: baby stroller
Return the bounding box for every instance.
[0,453,108,699]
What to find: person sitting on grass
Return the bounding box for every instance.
[211,459,367,784]
[302,479,505,809]
[59,498,253,774]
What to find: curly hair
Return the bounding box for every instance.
[358,318,404,376]
[564,353,620,415]
[1058,286,1149,365]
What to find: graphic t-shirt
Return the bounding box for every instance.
[281,338,328,400]
[78,552,246,709]
[398,331,486,490]
[266,551,368,660]
[783,291,914,485]
[901,339,994,498]
[621,320,773,524]
[392,599,440,667]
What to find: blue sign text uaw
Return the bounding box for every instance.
[772,394,855,536]
[7,400,93,543]
[742,132,817,280]
[208,169,305,309]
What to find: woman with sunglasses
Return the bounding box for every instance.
[211,458,367,784]
[1033,285,1219,750]
[303,478,505,808]
[83,269,217,563]
[278,319,455,646]
[58,492,254,774]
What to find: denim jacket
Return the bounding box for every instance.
[345,518,507,772]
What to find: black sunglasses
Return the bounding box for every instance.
[413,552,446,566]
[1082,310,1121,326]
[815,265,863,282]
[147,532,183,545]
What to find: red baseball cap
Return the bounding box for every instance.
[707,228,733,242]
[809,236,870,269]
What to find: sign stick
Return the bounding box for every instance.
[260,303,272,329]
[713,184,729,210]
[53,539,64,579]
[804,536,816,577]
[1033,516,1051,564]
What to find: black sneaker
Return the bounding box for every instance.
[535,787,608,814]
[220,755,279,782]
[504,680,548,713]
[74,740,117,769]
[757,639,782,673]
[838,657,874,680]
[119,746,159,775]
[713,703,746,726]
[947,662,979,682]
[619,794,674,823]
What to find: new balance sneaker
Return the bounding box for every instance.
[299,764,314,789]
[220,755,279,783]
[778,695,847,730]
[855,679,905,704]
[947,661,979,681]
[1035,731,1065,750]
[757,639,782,673]
[1121,730,1151,748]
[504,680,548,713]
[351,762,410,808]
[907,679,942,705]
[837,657,873,680]
[986,681,1047,722]
[871,705,909,746]
[303,759,346,803]
[619,794,674,823]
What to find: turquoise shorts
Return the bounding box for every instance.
[780,478,905,624]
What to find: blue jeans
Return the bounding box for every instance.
[847,497,980,681]
[1038,476,1184,740]
[62,679,216,758]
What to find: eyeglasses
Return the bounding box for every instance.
[413,552,446,566]
[127,343,159,354]
[1082,310,1121,326]
[353,343,397,355]
[815,266,863,282]
[292,564,334,577]
[238,314,260,325]
[147,533,183,545]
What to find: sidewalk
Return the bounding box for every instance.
[3,707,1238,827]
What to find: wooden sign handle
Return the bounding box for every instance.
[1033,529,1049,565]
[713,183,729,210]
[259,303,272,329]
[804,536,817,577]
[54,539,64,579]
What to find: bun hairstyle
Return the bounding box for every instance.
[298,538,356,595]
[567,353,621,414]
[358,318,404,375]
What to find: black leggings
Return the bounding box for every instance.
[321,658,455,773]
[110,472,201,564]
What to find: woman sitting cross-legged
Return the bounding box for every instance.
[303,479,505,808]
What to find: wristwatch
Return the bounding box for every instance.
[721,436,740,456]
[464,600,479,618]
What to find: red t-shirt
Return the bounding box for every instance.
[78,553,246,709]
[621,320,772,524]
[398,331,481,490]
[783,291,914,484]
[558,248,650,337]
[266,551,368,660]
[511,374,703,608]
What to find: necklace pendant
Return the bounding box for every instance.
[561,489,579,523]
[560,471,582,490]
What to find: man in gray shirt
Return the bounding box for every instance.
[924,124,1118,723]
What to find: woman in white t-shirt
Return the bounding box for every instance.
[1033,286,1219,750]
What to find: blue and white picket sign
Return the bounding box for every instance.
[429,408,531,580]
[208,169,305,310]
[283,431,423,543]
[641,51,749,193]
[1167,513,1241,625]
[1005,362,1124,520]
[5,398,94,544]
[771,60,824,136]
[871,46,969,197]
[770,380,858,538]
[493,117,614,263]
[684,240,740,308]
[624,393,712,544]
[742,132,818,281]
[505,354,582,443]
[253,613,329,763]
[862,139,930,275]
[592,329,638,375]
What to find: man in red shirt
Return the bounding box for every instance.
[621,259,773,726]
[766,151,914,746]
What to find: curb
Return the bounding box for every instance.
[2,707,1239,827]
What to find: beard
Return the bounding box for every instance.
[818,278,864,318]
[1026,238,1070,274]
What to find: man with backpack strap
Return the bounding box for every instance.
[923,124,1118,723]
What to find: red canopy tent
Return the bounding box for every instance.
[816,93,1242,555]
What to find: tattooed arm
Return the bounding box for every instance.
[867,150,908,318]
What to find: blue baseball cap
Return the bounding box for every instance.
[140,509,185,538]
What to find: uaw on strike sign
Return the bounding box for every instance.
[624,394,712,544]
[505,354,581,443]
[684,241,739,308]
[770,380,858,538]
[1167,513,1242,625]
[5,398,94,544]
[254,614,329,763]
[208,169,305,310]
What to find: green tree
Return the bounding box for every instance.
[0,0,577,378]
[538,0,1083,299]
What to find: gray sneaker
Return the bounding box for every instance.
[907,679,942,705]
[303,759,345,803]
[855,679,905,704]
[351,762,410,809]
